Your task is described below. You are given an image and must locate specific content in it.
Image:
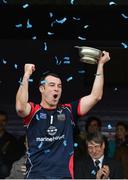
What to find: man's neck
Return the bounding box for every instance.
[40,102,57,110]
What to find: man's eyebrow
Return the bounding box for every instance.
[48,82,55,84]
[48,81,62,85]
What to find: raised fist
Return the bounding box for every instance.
[24,64,35,76]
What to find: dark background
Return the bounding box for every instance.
[0,1,128,136]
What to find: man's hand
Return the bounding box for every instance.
[98,51,110,65]
[21,164,26,175]
[24,64,35,77]
[96,165,110,179]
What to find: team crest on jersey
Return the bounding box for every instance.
[57,114,66,121]
[40,113,47,119]
[47,126,58,136]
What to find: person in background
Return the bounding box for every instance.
[0,110,21,178]
[74,131,124,179]
[6,136,27,179]
[15,51,110,179]
[115,121,128,147]
[85,116,102,134]
[114,121,128,179]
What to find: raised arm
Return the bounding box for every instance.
[16,64,35,118]
[79,51,110,116]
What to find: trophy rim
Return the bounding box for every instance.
[75,46,101,53]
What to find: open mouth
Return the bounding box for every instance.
[53,94,58,99]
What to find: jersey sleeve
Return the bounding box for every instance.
[62,99,81,124]
[23,102,40,126]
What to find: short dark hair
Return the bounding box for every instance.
[85,116,102,132]
[39,72,61,86]
[86,131,105,145]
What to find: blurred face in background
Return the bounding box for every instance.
[88,120,100,134]
[116,125,127,141]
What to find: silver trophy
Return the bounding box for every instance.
[75,46,102,64]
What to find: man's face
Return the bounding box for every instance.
[40,75,62,108]
[87,141,105,159]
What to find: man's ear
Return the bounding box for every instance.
[39,85,44,93]
[102,142,105,150]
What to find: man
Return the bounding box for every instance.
[74,131,124,179]
[0,110,20,178]
[16,51,110,179]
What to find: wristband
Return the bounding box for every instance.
[94,73,102,76]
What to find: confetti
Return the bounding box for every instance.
[78,36,86,40]
[28,78,33,82]
[66,76,73,82]
[55,17,67,24]
[121,13,128,19]
[49,12,53,18]
[44,42,47,51]
[70,0,75,5]
[63,61,70,64]
[3,0,7,3]
[40,80,47,85]
[42,71,50,75]
[2,59,7,64]
[78,70,86,74]
[84,25,89,29]
[32,36,37,40]
[14,64,18,69]
[73,17,80,21]
[26,19,32,29]
[109,1,117,6]
[114,87,118,91]
[63,56,71,64]
[63,56,70,60]
[15,24,22,28]
[22,3,29,9]
[47,32,54,35]
[121,42,128,48]
[51,17,67,27]
[55,56,62,65]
